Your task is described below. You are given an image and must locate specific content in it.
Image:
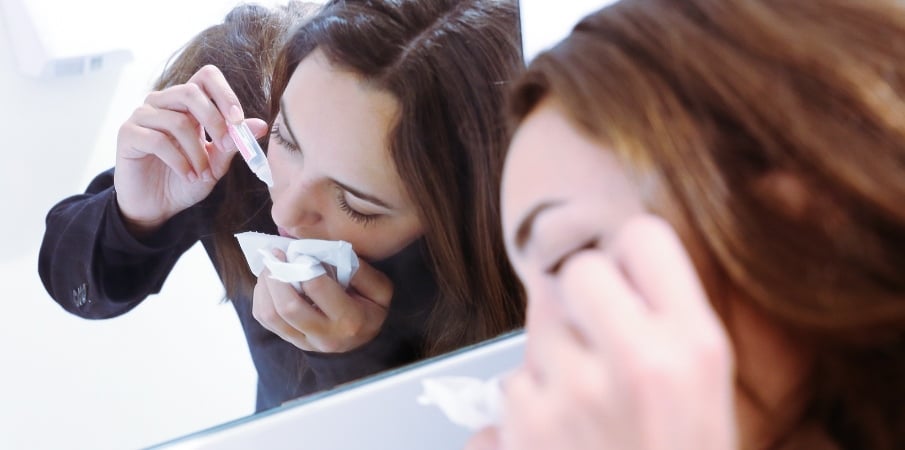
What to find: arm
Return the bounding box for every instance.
[39,64,266,319]
[38,169,203,318]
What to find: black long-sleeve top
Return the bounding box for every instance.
[39,168,439,412]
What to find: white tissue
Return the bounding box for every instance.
[235,231,360,291]
[417,376,504,431]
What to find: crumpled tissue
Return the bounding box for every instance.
[235,231,359,291]
[417,375,504,431]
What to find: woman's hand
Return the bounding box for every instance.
[252,250,394,353]
[114,64,268,236]
[470,215,736,450]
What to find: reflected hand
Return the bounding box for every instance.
[114,64,268,236]
[498,215,736,450]
[252,249,394,353]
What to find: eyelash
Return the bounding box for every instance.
[545,237,601,275]
[270,123,300,153]
[271,122,379,227]
[335,189,379,226]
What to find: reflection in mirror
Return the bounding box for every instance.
[21,0,527,448]
[144,1,623,447]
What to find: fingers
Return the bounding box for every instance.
[207,117,266,179]
[348,258,394,309]
[299,272,389,352]
[143,65,245,165]
[127,105,214,181]
[301,274,360,320]
[609,215,718,331]
[526,309,592,386]
[499,368,549,450]
[188,64,245,126]
[253,268,322,351]
[186,64,244,153]
[125,65,268,185]
[253,250,393,353]
[496,214,735,450]
[267,271,326,330]
[555,251,649,354]
[117,121,196,182]
[149,65,243,137]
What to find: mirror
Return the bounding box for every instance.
[1,1,548,448]
[3,0,626,448]
[156,331,526,449]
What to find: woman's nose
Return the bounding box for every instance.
[271,179,324,235]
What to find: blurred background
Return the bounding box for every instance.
[0,0,610,448]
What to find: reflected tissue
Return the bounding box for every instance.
[235,231,359,291]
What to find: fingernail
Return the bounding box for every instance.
[187,171,199,183]
[229,105,244,124]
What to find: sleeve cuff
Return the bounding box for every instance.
[301,329,416,389]
[101,188,194,256]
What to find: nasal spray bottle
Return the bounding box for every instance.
[228,121,274,187]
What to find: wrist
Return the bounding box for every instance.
[113,190,168,240]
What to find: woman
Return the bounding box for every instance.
[474,0,905,448]
[39,0,524,412]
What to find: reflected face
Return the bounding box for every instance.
[501,99,645,299]
[267,50,424,260]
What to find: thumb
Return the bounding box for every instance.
[207,139,239,180]
[245,118,269,139]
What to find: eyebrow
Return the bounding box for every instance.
[278,99,396,211]
[513,200,564,253]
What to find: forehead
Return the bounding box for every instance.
[502,102,611,227]
[281,50,403,195]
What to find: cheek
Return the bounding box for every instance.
[330,218,422,261]
[266,144,288,176]
[371,223,423,258]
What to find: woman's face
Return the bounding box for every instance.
[267,49,424,260]
[501,99,645,297]
[502,99,814,447]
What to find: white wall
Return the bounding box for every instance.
[0,1,616,449]
[0,1,295,449]
[521,0,619,62]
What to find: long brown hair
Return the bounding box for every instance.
[193,0,526,357]
[265,0,525,356]
[510,0,905,448]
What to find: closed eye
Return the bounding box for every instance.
[545,236,601,275]
[270,123,300,153]
[335,188,380,227]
